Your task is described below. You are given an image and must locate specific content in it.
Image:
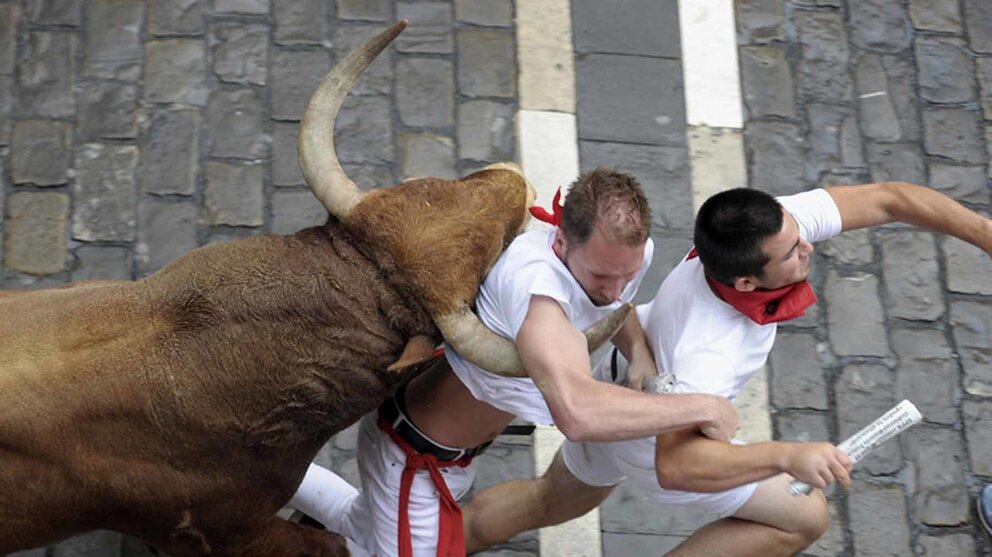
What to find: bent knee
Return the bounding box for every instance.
[792,492,830,544]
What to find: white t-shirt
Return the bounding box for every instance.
[643,188,842,402]
[446,228,654,425]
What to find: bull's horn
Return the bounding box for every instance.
[298,20,408,219]
[434,304,633,378]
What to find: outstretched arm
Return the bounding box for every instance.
[654,429,852,493]
[517,295,739,443]
[828,182,992,254]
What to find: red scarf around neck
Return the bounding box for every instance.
[687,248,817,325]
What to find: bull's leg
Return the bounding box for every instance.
[229,516,349,557]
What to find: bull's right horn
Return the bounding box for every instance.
[434,304,633,378]
[298,20,408,219]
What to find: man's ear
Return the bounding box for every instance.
[553,228,568,258]
[734,276,759,292]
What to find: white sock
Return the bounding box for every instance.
[289,463,360,534]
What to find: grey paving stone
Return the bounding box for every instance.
[739,46,795,119]
[206,89,266,160]
[572,0,679,57]
[7,547,47,557]
[11,120,72,186]
[52,530,122,557]
[457,100,514,163]
[854,54,903,142]
[271,190,328,235]
[824,270,889,357]
[944,236,992,295]
[866,142,926,184]
[848,0,911,52]
[204,161,264,227]
[577,54,685,146]
[949,301,992,397]
[804,500,845,557]
[915,36,973,104]
[882,55,922,141]
[396,2,453,54]
[214,0,269,14]
[457,30,515,98]
[818,228,872,266]
[73,144,138,242]
[334,95,394,164]
[836,363,904,475]
[919,534,977,557]
[273,0,328,45]
[140,108,200,196]
[455,0,512,26]
[795,10,852,103]
[335,25,394,96]
[467,442,535,494]
[579,141,693,230]
[959,346,992,397]
[879,230,942,321]
[272,121,303,187]
[72,245,133,282]
[0,76,10,145]
[768,332,828,410]
[744,121,805,196]
[83,0,143,81]
[988,127,992,178]
[601,482,716,535]
[147,0,204,36]
[964,0,992,54]
[847,478,912,556]
[143,39,208,106]
[76,81,138,141]
[964,400,992,478]
[905,425,969,526]
[211,23,268,86]
[136,200,199,276]
[806,104,863,180]
[634,236,692,306]
[399,132,456,180]
[735,0,785,44]
[19,32,76,118]
[977,58,992,120]
[337,0,391,21]
[924,107,987,164]
[909,0,963,32]
[602,533,683,557]
[26,0,80,25]
[396,57,454,127]
[892,328,957,425]
[3,191,69,276]
[342,163,396,191]
[270,49,332,121]
[929,164,990,205]
[816,170,870,189]
[0,3,17,74]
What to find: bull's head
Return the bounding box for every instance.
[297,20,630,377]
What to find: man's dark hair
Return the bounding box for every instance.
[560,167,651,247]
[693,188,783,285]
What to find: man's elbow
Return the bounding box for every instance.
[556,412,597,442]
[655,460,691,491]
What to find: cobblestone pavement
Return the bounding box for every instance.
[2,0,991,556]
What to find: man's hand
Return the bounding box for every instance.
[781,443,852,490]
[697,395,739,443]
[624,357,658,392]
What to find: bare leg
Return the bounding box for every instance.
[462,451,615,554]
[667,474,829,557]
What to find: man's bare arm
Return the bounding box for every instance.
[516,295,738,443]
[828,182,992,254]
[609,309,657,391]
[653,429,851,493]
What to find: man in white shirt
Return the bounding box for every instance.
[462,181,992,557]
[289,168,739,557]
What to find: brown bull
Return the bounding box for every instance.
[0,21,629,557]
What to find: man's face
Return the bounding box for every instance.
[752,208,815,290]
[556,227,645,306]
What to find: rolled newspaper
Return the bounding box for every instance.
[788,399,922,496]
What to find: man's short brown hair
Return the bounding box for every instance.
[560,167,651,247]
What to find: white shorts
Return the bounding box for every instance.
[560,435,756,518]
[341,412,478,557]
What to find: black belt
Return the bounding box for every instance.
[379,386,492,461]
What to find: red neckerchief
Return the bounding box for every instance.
[686,248,816,325]
[377,415,472,557]
[529,187,563,226]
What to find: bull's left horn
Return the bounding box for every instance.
[298,20,408,219]
[434,304,633,378]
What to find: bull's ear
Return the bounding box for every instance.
[386,334,438,373]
